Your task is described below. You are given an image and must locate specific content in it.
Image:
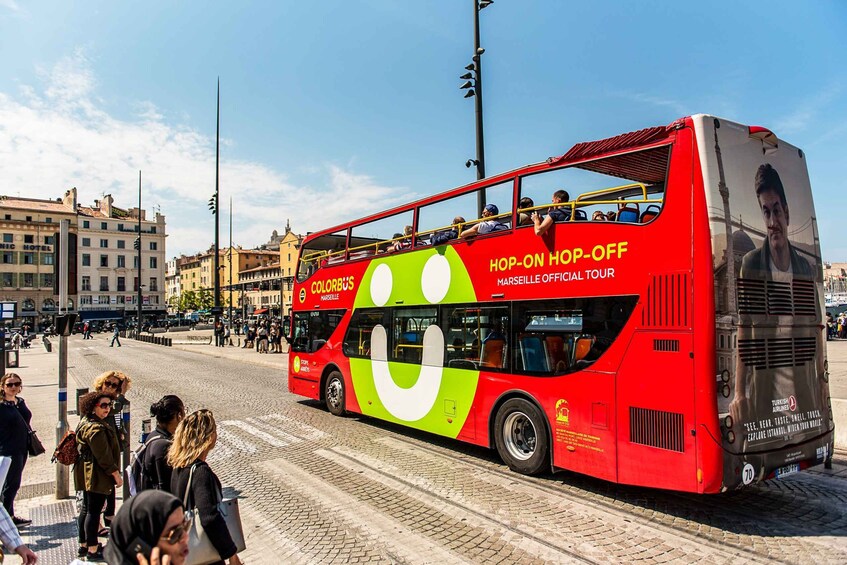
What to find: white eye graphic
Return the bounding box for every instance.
[421,254,450,304]
[370,263,393,306]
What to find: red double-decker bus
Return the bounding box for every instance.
[287,114,834,493]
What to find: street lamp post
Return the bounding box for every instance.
[212,80,221,329]
[136,171,143,336]
[460,0,493,215]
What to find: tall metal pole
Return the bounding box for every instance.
[213,79,221,329]
[55,219,70,498]
[228,197,233,328]
[472,0,487,216]
[137,171,143,335]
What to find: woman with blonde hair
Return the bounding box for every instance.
[169,410,242,565]
[91,370,132,532]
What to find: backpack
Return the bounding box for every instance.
[125,435,166,496]
[52,430,78,465]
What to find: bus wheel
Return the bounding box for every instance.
[325,371,346,416]
[494,398,548,475]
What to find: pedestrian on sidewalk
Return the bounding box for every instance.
[224,324,231,347]
[74,391,123,562]
[92,371,132,531]
[104,490,189,565]
[83,321,92,340]
[0,373,33,527]
[110,324,122,348]
[140,395,185,493]
[169,410,242,565]
[0,502,37,564]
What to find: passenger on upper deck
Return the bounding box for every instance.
[592,211,607,221]
[432,216,466,245]
[531,190,570,236]
[460,204,508,239]
[518,197,535,226]
[390,225,413,252]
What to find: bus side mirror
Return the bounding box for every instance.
[282,317,292,343]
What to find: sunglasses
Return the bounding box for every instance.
[97,401,114,409]
[104,381,122,389]
[161,515,192,544]
[4,382,22,388]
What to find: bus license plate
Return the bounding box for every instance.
[775,464,800,478]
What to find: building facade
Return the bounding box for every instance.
[76,195,167,322]
[0,189,78,327]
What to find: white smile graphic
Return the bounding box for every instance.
[367,254,451,422]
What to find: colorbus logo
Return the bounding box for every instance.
[299,288,306,303]
[311,275,355,294]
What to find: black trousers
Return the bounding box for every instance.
[1,452,27,517]
[78,490,108,545]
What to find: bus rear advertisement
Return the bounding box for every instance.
[287,114,834,494]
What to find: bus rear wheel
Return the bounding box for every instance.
[494,398,549,475]
[325,371,346,416]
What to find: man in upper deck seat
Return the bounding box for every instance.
[531,190,570,237]
[460,204,508,239]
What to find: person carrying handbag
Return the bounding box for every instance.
[0,373,34,526]
[169,410,242,565]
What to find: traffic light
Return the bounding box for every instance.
[208,195,216,214]
[133,237,140,250]
[52,232,78,296]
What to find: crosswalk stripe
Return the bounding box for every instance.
[220,420,289,448]
[258,413,327,441]
[244,417,302,444]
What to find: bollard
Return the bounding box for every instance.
[140,418,152,444]
[43,336,52,352]
[120,396,131,500]
[75,387,89,415]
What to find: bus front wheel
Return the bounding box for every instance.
[494,398,549,475]
[325,371,346,416]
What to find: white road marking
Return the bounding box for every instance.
[220,420,289,448]
[258,413,327,441]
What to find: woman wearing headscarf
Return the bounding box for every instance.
[104,490,190,565]
[169,410,242,565]
[92,370,132,530]
[140,395,185,493]
[0,372,33,526]
[74,391,122,561]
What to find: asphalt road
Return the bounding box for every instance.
[64,338,847,564]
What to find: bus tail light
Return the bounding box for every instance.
[724,415,733,429]
[726,431,736,444]
[720,384,731,398]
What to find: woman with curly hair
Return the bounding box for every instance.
[91,370,131,531]
[74,390,122,561]
[0,373,33,526]
[169,409,242,565]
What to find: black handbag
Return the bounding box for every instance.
[27,430,46,457]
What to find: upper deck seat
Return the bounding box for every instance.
[518,334,549,373]
[640,204,661,223]
[480,339,506,368]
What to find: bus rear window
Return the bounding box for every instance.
[297,230,347,282]
[291,309,345,353]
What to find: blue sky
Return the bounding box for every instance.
[1,1,845,259]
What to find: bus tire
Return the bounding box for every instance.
[494,398,549,475]
[325,371,346,416]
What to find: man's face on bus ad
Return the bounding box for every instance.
[758,189,789,256]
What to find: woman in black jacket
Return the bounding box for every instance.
[0,373,32,526]
[140,395,184,492]
[169,409,242,565]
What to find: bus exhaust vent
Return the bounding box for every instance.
[642,273,689,327]
[737,278,818,317]
[629,407,684,452]
[738,337,817,369]
[653,339,679,352]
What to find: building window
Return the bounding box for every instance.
[44,235,54,245]
[43,254,53,265]
[80,296,92,305]
[150,257,157,269]
[24,235,33,244]
[100,276,109,291]
[2,234,11,243]
[82,254,91,267]
[117,277,126,292]
[99,295,110,305]
[101,222,108,230]
[45,217,52,223]
[2,253,11,264]
[25,216,32,222]
[150,227,156,234]
[83,220,90,228]
[117,240,125,249]
[1,273,12,286]
[118,223,124,231]
[117,255,126,268]
[41,274,53,288]
[23,273,34,287]
[134,277,140,291]
[100,239,108,248]
[133,256,139,269]
[100,255,108,267]
[150,277,158,291]
[149,241,157,251]
[23,253,34,265]
[82,276,91,291]
[82,238,91,247]
[3,215,9,220]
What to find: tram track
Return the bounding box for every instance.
[380,435,797,565]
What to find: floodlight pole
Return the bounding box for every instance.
[213,79,221,329]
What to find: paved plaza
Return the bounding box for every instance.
[6,333,847,564]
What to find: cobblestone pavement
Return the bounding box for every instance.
[11,336,847,564]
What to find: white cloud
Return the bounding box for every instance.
[0,51,413,257]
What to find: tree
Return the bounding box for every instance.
[181,290,198,312]
[197,289,213,310]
